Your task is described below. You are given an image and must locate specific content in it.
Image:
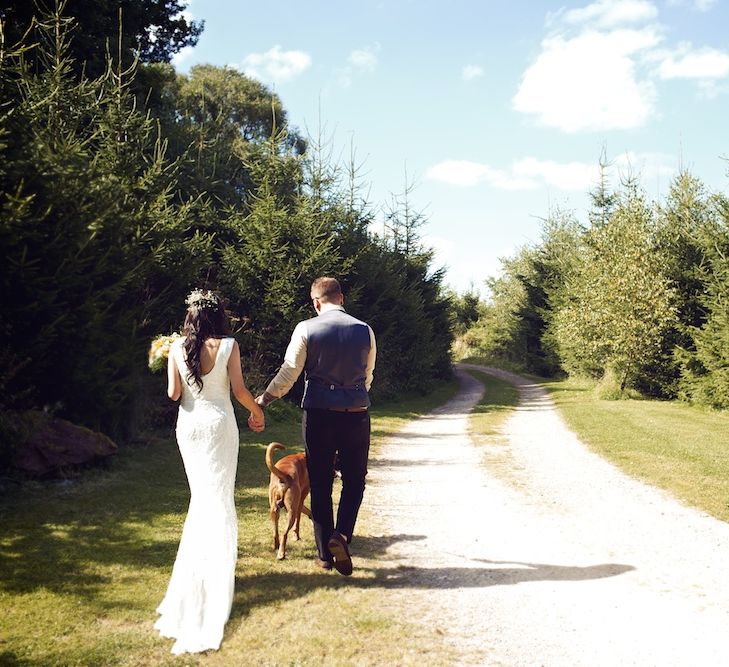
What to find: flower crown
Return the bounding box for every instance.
[185,288,219,310]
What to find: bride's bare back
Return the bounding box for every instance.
[199,337,222,376]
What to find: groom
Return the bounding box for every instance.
[256,277,376,575]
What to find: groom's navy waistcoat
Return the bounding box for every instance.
[301,309,371,410]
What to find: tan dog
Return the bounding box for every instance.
[266,442,312,560]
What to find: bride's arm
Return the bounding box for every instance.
[228,340,265,430]
[167,349,181,401]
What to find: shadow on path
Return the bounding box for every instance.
[228,532,635,624]
[371,562,635,589]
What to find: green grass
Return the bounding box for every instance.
[8,366,724,665]
[0,379,460,667]
[465,370,520,438]
[462,370,522,481]
[542,376,729,523]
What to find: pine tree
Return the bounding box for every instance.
[219,126,339,387]
[0,6,209,436]
[554,181,677,391]
[676,192,729,407]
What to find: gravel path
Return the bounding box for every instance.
[363,364,729,666]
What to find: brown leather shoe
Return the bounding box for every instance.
[327,531,353,576]
[315,556,333,570]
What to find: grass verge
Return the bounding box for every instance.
[463,369,521,481]
[541,376,729,523]
[0,378,459,667]
[465,370,520,440]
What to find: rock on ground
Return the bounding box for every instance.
[10,411,117,477]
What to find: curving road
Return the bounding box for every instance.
[363,364,729,666]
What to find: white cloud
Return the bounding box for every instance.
[658,46,729,80]
[562,0,658,28]
[426,158,595,191]
[426,152,677,193]
[513,28,660,132]
[461,64,485,81]
[171,45,195,68]
[348,45,379,72]
[239,45,312,84]
[425,160,538,190]
[668,0,717,11]
[337,44,380,87]
[517,0,729,132]
[512,157,598,191]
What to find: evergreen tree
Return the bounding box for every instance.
[457,208,581,376]
[0,6,209,435]
[0,4,457,448]
[675,192,729,407]
[449,287,481,337]
[218,127,339,388]
[644,170,714,396]
[589,151,618,228]
[383,169,428,257]
[554,181,677,391]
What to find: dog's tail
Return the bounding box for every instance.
[265,442,293,485]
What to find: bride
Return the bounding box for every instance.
[155,289,265,655]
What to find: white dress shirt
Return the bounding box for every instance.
[265,304,376,401]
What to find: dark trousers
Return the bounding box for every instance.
[302,408,370,560]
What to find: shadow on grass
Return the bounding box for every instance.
[0,516,180,597]
[0,381,461,610]
[0,651,28,667]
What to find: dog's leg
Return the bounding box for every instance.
[301,485,312,522]
[278,489,300,560]
[270,501,280,551]
[295,494,309,539]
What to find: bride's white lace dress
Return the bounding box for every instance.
[155,336,239,655]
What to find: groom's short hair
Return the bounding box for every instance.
[311,277,342,303]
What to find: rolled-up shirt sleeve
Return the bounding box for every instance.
[265,321,308,399]
[365,325,376,392]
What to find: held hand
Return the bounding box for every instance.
[247,412,265,432]
[254,394,266,407]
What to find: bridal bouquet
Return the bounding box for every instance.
[148,333,182,373]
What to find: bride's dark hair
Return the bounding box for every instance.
[182,290,231,390]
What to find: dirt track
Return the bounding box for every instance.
[363,364,729,666]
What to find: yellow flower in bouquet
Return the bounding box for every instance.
[148,333,182,373]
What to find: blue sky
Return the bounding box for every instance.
[173,0,729,294]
